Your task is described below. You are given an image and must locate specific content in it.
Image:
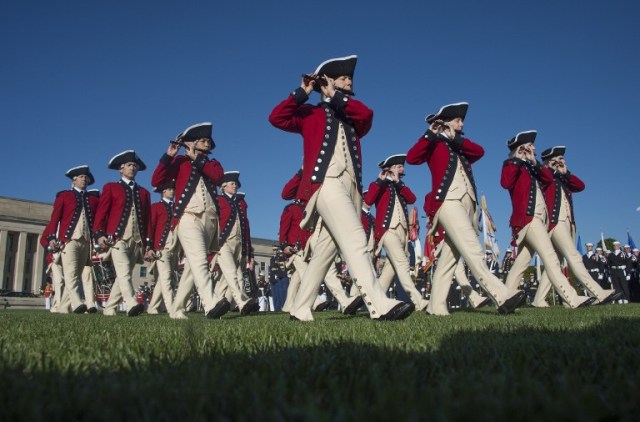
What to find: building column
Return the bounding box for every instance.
[0,230,7,289]
[33,236,45,294]
[12,232,27,292]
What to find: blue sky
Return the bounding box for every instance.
[1,0,639,251]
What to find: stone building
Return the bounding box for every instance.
[0,196,277,295]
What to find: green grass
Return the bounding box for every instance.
[1,305,639,421]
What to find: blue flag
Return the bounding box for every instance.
[628,231,637,250]
[576,234,583,254]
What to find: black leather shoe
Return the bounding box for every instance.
[577,296,597,307]
[73,304,88,314]
[597,291,621,305]
[127,303,144,317]
[343,296,364,315]
[86,307,98,314]
[289,315,301,321]
[240,299,259,316]
[497,291,526,315]
[380,302,415,321]
[207,298,231,319]
[314,301,331,312]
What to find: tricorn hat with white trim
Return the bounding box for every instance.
[313,55,357,94]
[425,102,468,123]
[65,165,95,186]
[153,179,175,193]
[378,154,406,169]
[219,171,241,188]
[108,150,146,171]
[507,130,537,151]
[176,122,215,150]
[541,146,566,161]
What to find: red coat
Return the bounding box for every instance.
[281,170,302,201]
[92,181,151,246]
[269,88,373,201]
[41,189,99,248]
[406,131,483,221]
[364,178,416,243]
[151,154,224,227]
[500,158,554,236]
[218,194,252,257]
[279,201,312,250]
[543,171,585,231]
[149,200,174,250]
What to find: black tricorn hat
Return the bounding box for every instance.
[507,130,537,151]
[153,180,175,193]
[219,171,241,188]
[540,146,566,161]
[176,122,216,150]
[378,154,406,169]
[426,102,468,123]
[65,165,95,186]
[312,55,357,93]
[108,150,147,171]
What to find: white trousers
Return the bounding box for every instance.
[290,176,399,320]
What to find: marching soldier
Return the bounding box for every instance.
[607,241,630,303]
[212,171,259,314]
[41,165,100,314]
[532,147,618,305]
[279,170,363,314]
[93,152,151,316]
[269,55,410,321]
[151,123,227,320]
[146,181,177,314]
[501,133,593,308]
[365,154,428,311]
[406,102,525,315]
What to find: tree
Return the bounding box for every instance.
[597,237,618,252]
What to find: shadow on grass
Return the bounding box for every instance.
[1,316,639,421]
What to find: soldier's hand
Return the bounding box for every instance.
[283,246,294,256]
[97,236,107,249]
[301,74,316,95]
[184,144,198,161]
[320,75,336,98]
[144,249,156,261]
[167,142,180,157]
[49,239,58,249]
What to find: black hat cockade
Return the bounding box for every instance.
[219,171,241,188]
[378,154,407,169]
[425,102,469,123]
[540,146,566,161]
[108,150,146,171]
[507,130,537,151]
[65,165,95,186]
[312,55,357,95]
[175,122,215,151]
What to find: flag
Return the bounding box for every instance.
[409,206,419,241]
[576,234,583,255]
[422,234,436,272]
[627,231,637,250]
[480,194,500,257]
